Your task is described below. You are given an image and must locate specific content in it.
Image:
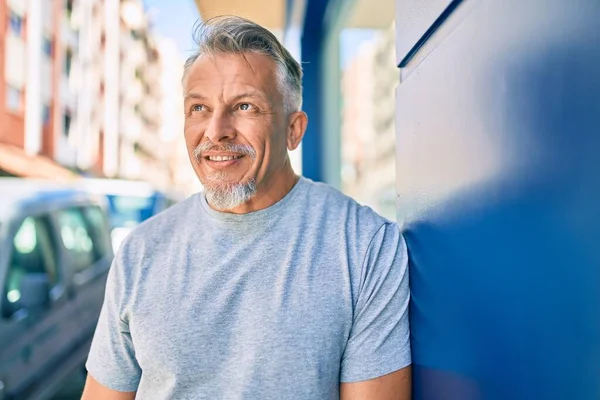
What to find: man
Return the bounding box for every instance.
[82,16,411,400]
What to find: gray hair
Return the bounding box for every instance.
[183,16,303,115]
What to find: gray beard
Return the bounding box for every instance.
[203,174,257,210]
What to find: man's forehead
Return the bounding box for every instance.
[188,52,276,79]
[185,53,279,99]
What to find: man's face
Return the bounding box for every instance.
[183,52,289,209]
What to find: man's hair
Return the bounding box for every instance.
[183,16,303,115]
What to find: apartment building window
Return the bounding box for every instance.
[8,11,23,36]
[65,0,74,19]
[63,112,72,137]
[6,85,22,111]
[64,50,73,76]
[43,37,53,57]
[43,105,51,126]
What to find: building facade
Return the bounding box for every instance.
[116,0,166,187]
[341,24,397,220]
[0,0,175,189]
[0,0,59,155]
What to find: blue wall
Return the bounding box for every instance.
[299,0,330,182]
[396,0,600,398]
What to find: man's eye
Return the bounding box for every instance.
[238,103,253,111]
[191,104,205,112]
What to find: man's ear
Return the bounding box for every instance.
[287,112,308,151]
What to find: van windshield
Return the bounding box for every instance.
[106,194,156,229]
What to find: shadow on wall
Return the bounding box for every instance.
[405,21,600,400]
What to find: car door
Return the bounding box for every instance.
[54,205,112,350]
[78,205,112,331]
[0,214,68,398]
[0,216,30,399]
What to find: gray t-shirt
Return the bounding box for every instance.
[86,177,411,399]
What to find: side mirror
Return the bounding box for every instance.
[19,273,50,311]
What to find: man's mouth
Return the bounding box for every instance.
[205,154,244,162]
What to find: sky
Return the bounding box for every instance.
[340,29,378,69]
[142,0,378,69]
[143,0,200,59]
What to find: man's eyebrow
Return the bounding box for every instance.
[231,91,268,102]
[184,91,270,103]
[184,92,208,101]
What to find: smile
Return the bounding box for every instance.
[206,155,244,162]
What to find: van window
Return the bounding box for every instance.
[81,206,112,260]
[56,208,95,273]
[2,216,58,318]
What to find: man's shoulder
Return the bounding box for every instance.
[119,194,201,251]
[300,177,392,232]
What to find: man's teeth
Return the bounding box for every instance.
[208,155,242,161]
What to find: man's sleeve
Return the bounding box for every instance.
[340,222,411,382]
[85,255,142,392]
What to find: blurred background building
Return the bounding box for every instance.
[341,24,397,219]
[0,0,196,194]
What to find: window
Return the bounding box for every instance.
[64,50,73,76]
[43,105,51,126]
[6,85,22,111]
[81,206,111,260]
[63,112,71,137]
[56,208,96,273]
[65,0,74,19]
[2,217,58,318]
[43,37,53,57]
[8,11,23,36]
[107,195,154,228]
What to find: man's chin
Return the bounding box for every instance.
[203,179,244,191]
[202,178,258,210]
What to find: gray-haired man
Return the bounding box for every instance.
[82,16,411,400]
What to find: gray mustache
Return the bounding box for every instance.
[193,142,256,161]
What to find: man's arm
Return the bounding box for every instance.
[340,366,411,400]
[84,252,142,395]
[340,223,411,395]
[81,375,136,400]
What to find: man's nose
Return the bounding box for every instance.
[205,111,236,142]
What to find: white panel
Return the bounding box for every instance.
[25,0,43,155]
[41,57,53,101]
[128,80,144,103]
[120,111,142,140]
[142,97,158,120]
[42,0,53,33]
[132,44,146,65]
[60,77,76,109]
[54,133,77,167]
[103,0,121,177]
[4,35,26,88]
